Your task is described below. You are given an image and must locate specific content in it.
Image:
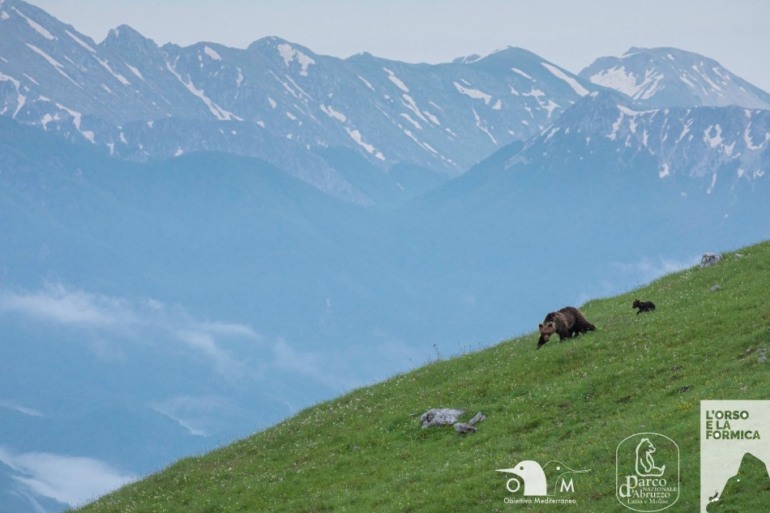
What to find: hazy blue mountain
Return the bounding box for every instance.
[401,90,770,344]
[580,47,770,109]
[0,117,405,512]
[0,0,600,204]
[8,89,766,510]
[2,82,769,513]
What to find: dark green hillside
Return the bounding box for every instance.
[707,453,770,512]
[74,242,770,512]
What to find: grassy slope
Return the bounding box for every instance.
[75,242,770,513]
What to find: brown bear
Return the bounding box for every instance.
[632,299,656,314]
[537,306,596,349]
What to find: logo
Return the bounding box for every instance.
[497,459,590,506]
[701,400,770,513]
[616,432,680,511]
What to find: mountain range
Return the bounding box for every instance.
[1,0,769,511]
[4,0,769,206]
[0,0,595,204]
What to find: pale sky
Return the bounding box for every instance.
[30,0,770,92]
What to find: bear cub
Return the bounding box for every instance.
[632,299,656,314]
[537,306,596,349]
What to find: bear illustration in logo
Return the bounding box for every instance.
[635,438,665,477]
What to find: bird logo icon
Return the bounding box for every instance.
[497,459,591,496]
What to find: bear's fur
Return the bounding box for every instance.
[537,306,596,349]
[632,299,656,314]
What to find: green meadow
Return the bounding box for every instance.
[74,241,770,512]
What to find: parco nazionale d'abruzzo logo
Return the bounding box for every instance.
[616,432,680,512]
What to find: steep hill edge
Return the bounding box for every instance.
[74,241,770,512]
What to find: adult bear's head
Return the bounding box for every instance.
[537,321,557,348]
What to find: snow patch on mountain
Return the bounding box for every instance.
[401,113,421,129]
[346,127,384,160]
[13,6,54,40]
[277,43,315,76]
[385,68,409,93]
[473,107,497,144]
[744,124,770,150]
[542,62,590,96]
[54,102,94,142]
[165,62,241,121]
[704,124,723,148]
[454,81,493,104]
[125,64,143,80]
[401,94,430,124]
[321,104,347,123]
[0,72,24,117]
[203,45,221,61]
[95,57,130,86]
[65,30,95,52]
[26,43,64,72]
[357,75,374,91]
[0,70,19,89]
[511,67,533,80]
[588,66,664,101]
[676,118,693,143]
[523,87,559,117]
